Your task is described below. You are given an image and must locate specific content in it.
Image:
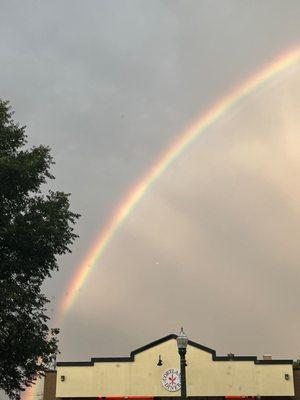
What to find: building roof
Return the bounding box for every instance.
[56,333,293,367]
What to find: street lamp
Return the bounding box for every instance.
[177,327,188,400]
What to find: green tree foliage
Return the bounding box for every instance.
[0,100,80,399]
[294,359,300,369]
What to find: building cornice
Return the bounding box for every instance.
[56,334,293,367]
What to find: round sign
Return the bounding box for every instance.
[162,368,181,392]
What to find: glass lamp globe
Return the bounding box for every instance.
[177,327,188,349]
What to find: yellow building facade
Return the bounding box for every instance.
[53,334,294,400]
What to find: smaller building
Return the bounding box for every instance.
[44,334,298,400]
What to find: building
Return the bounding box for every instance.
[43,334,297,400]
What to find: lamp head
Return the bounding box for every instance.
[177,327,188,349]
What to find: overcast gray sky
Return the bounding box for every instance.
[2,1,300,387]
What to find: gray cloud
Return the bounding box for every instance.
[61,67,300,361]
[1,2,300,397]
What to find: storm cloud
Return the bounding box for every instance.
[1,0,300,378]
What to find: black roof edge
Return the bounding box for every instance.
[91,357,133,362]
[56,333,293,367]
[57,361,93,366]
[131,334,177,357]
[256,359,293,365]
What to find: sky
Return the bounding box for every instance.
[1,1,300,396]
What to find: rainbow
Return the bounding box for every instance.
[61,47,300,314]
[23,46,300,399]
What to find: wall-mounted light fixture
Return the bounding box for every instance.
[157,355,163,366]
[285,374,290,380]
[60,375,65,382]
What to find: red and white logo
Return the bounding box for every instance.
[162,369,181,392]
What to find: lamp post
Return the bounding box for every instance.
[177,327,188,400]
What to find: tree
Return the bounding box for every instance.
[294,359,300,369]
[0,100,80,399]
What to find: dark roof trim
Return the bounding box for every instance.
[56,334,293,367]
[187,338,292,365]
